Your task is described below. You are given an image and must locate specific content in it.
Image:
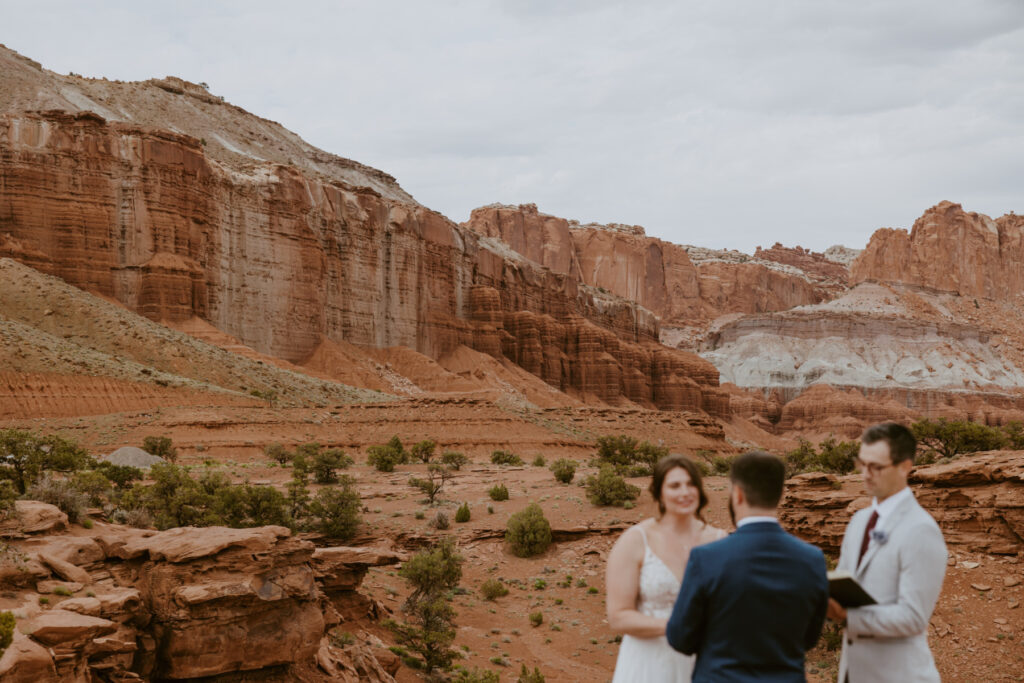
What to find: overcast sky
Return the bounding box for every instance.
[3,0,1023,252]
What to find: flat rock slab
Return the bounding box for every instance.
[0,501,67,536]
[22,609,116,647]
[37,552,90,585]
[119,525,292,563]
[0,630,59,682]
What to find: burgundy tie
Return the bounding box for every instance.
[858,510,879,564]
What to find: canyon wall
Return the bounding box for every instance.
[463,204,842,332]
[0,110,723,413]
[851,201,1024,298]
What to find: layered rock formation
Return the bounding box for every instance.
[851,201,1024,299]
[780,450,1024,556]
[462,204,841,338]
[0,505,403,682]
[0,46,726,413]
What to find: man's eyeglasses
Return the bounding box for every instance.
[853,457,896,475]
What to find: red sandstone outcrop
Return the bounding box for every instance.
[463,204,839,334]
[851,201,1024,299]
[0,508,403,682]
[780,450,1024,555]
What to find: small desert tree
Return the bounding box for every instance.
[306,478,361,540]
[505,503,552,557]
[549,458,577,484]
[0,429,94,494]
[440,451,469,470]
[312,448,353,484]
[595,434,667,476]
[410,440,437,463]
[386,536,463,674]
[585,465,640,507]
[912,418,1007,460]
[408,464,453,505]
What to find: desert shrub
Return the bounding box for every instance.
[710,455,733,476]
[286,457,311,520]
[264,442,291,465]
[0,610,15,657]
[783,437,859,476]
[52,585,72,597]
[306,478,361,540]
[386,537,463,674]
[26,476,89,523]
[912,418,1008,460]
[440,451,469,470]
[312,448,353,484]
[0,429,94,494]
[452,667,500,683]
[94,461,143,490]
[455,502,471,523]
[410,440,437,463]
[242,485,290,527]
[70,470,112,506]
[549,459,577,484]
[585,466,640,507]
[428,511,450,530]
[1003,421,1024,449]
[109,507,153,529]
[532,454,546,467]
[490,450,523,466]
[505,503,552,558]
[488,484,509,501]
[594,434,667,476]
[415,510,426,520]
[409,464,453,505]
[517,664,545,682]
[0,481,17,521]
[480,578,509,600]
[142,436,177,463]
[119,463,215,529]
[367,445,401,472]
[528,611,543,627]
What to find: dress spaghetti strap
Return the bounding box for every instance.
[636,524,651,550]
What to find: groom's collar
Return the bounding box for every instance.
[736,515,779,528]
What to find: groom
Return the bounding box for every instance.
[666,451,829,681]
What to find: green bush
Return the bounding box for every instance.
[94,461,143,490]
[585,465,640,507]
[549,459,577,484]
[1003,421,1024,449]
[912,418,1008,460]
[0,610,15,656]
[452,667,501,683]
[367,445,401,472]
[480,578,509,600]
[142,436,177,463]
[306,479,361,540]
[440,451,469,470]
[594,435,667,476]
[491,450,523,466]
[312,447,353,484]
[455,502,471,523]
[784,437,859,476]
[710,455,733,476]
[0,429,94,494]
[70,470,112,506]
[505,503,552,558]
[264,442,291,465]
[532,454,546,467]
[517,664,546,682]
[488,484,509,501]
[528,611,543,627]
[0,481,17,521]
[411,440,437,463]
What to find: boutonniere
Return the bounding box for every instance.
[870,529,889,545]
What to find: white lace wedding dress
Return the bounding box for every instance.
[611,526,696,682]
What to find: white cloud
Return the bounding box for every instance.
[2,0,1022,252]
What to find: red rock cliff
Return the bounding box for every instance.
[851,201,1024,298]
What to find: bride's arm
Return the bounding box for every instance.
[605,527,668,639]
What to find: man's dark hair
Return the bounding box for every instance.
[729,451,785,509]
[861,422,917,465]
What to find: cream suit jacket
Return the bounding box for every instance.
[836,492,947,683]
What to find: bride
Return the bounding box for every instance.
[605,454,726,682]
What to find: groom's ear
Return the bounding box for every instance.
[730,483,745,507]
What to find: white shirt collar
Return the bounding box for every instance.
[871,485,913,523]
[736,515,779,528]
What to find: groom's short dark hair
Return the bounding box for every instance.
[730,451,785,509]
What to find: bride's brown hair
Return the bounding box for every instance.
[649,455,709,521]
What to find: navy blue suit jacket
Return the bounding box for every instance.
[666,521,829,682]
